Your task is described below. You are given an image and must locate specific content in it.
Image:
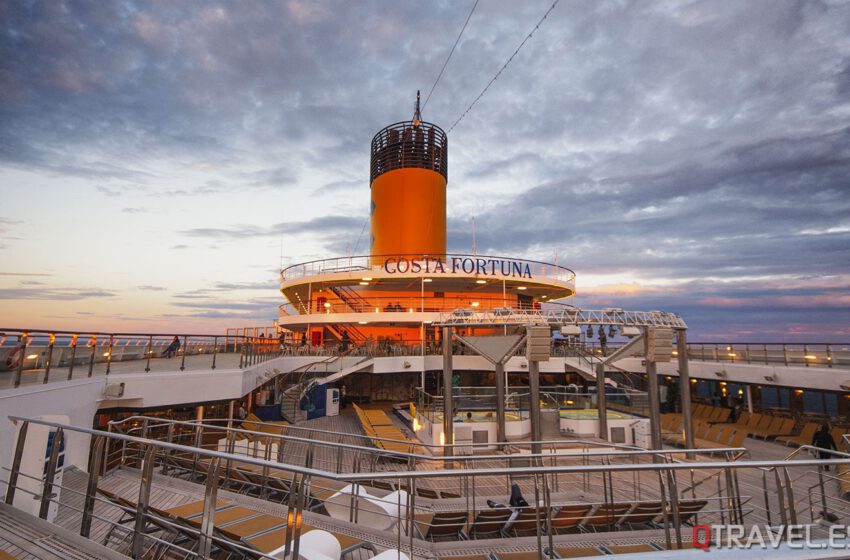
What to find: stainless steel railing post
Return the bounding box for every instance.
[13,332,28,388]
[38,426,63,519]
[144,335,152,372]
[4,421,29,504]
[211,335,218,370]
[782,466,797,525]
[87,335,96,377]
[43,333,55,384]
[131,445,156,559]
[179,335,188,371]
[80,435,105,538]
[105,334,114,375]
[67,334,78,380]
[197,457,221,559]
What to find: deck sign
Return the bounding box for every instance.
[382,256,533,279]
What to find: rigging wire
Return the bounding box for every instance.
[422,0,480,111]
[352,216,369,255]
[447,0,561,133]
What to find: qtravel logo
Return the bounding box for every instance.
[693,524,850,550]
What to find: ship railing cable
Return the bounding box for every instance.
[448,0,562,133]
[422,0,480,111]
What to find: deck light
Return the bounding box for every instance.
[362,277,373,281]
[359,281,369,285]
[517,286,526,290]
[324,302,331,308]
[358,321,368,325]
[26,354,38,360]
[672,350,679,356]
[804,355,817,360]
[541,295,548,299]
[471,302,480,307]
[476,279,486,284]
[423,278,433,282]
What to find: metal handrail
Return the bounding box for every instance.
[279,253,576,284]
[109,414,748,464]
[12,416,850,482]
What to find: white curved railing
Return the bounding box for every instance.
[280,253,576,284]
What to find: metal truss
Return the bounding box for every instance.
[435,307,687,329]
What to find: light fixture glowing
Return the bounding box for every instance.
[324,302,331,308]
[690,379,697,383]
[671,350,679,356]
[362,277,373,281]
[727,352,736,357]
[439,432,445,446]
[359,281,369,285]
[471,301,480,307]
[26,354,38,360]
[541,295,548,299]
[423,278,433,283]
[517,286,526,290]
[475,279,486,284]
[358,321,368,325]
[103,352,111,357]
[804,355,817,360]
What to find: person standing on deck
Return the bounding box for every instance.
[812,424,837,470]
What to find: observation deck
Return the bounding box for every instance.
[278,253,576,331]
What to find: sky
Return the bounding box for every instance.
[1,0,849,341]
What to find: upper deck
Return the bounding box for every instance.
[279,253,576,323]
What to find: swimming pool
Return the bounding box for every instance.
[558,409,630,420]
[433,411,525,422]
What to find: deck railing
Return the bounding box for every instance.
[280,253,576,285]
[0,328,282,389]
[4,415,850,559]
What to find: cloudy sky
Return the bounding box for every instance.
[1,0,848,341]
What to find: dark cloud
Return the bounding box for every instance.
[0,287,117,300]
[137,285,167,291]
[169,296,280,320]
[182,216,362,247]
[2,1,849,337]
[212,281,279,291]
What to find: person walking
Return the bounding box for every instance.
[812,424,837,470]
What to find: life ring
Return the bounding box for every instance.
[5,344,23,369]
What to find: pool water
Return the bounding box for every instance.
[559,409,630,420]
[434,411,525,422]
